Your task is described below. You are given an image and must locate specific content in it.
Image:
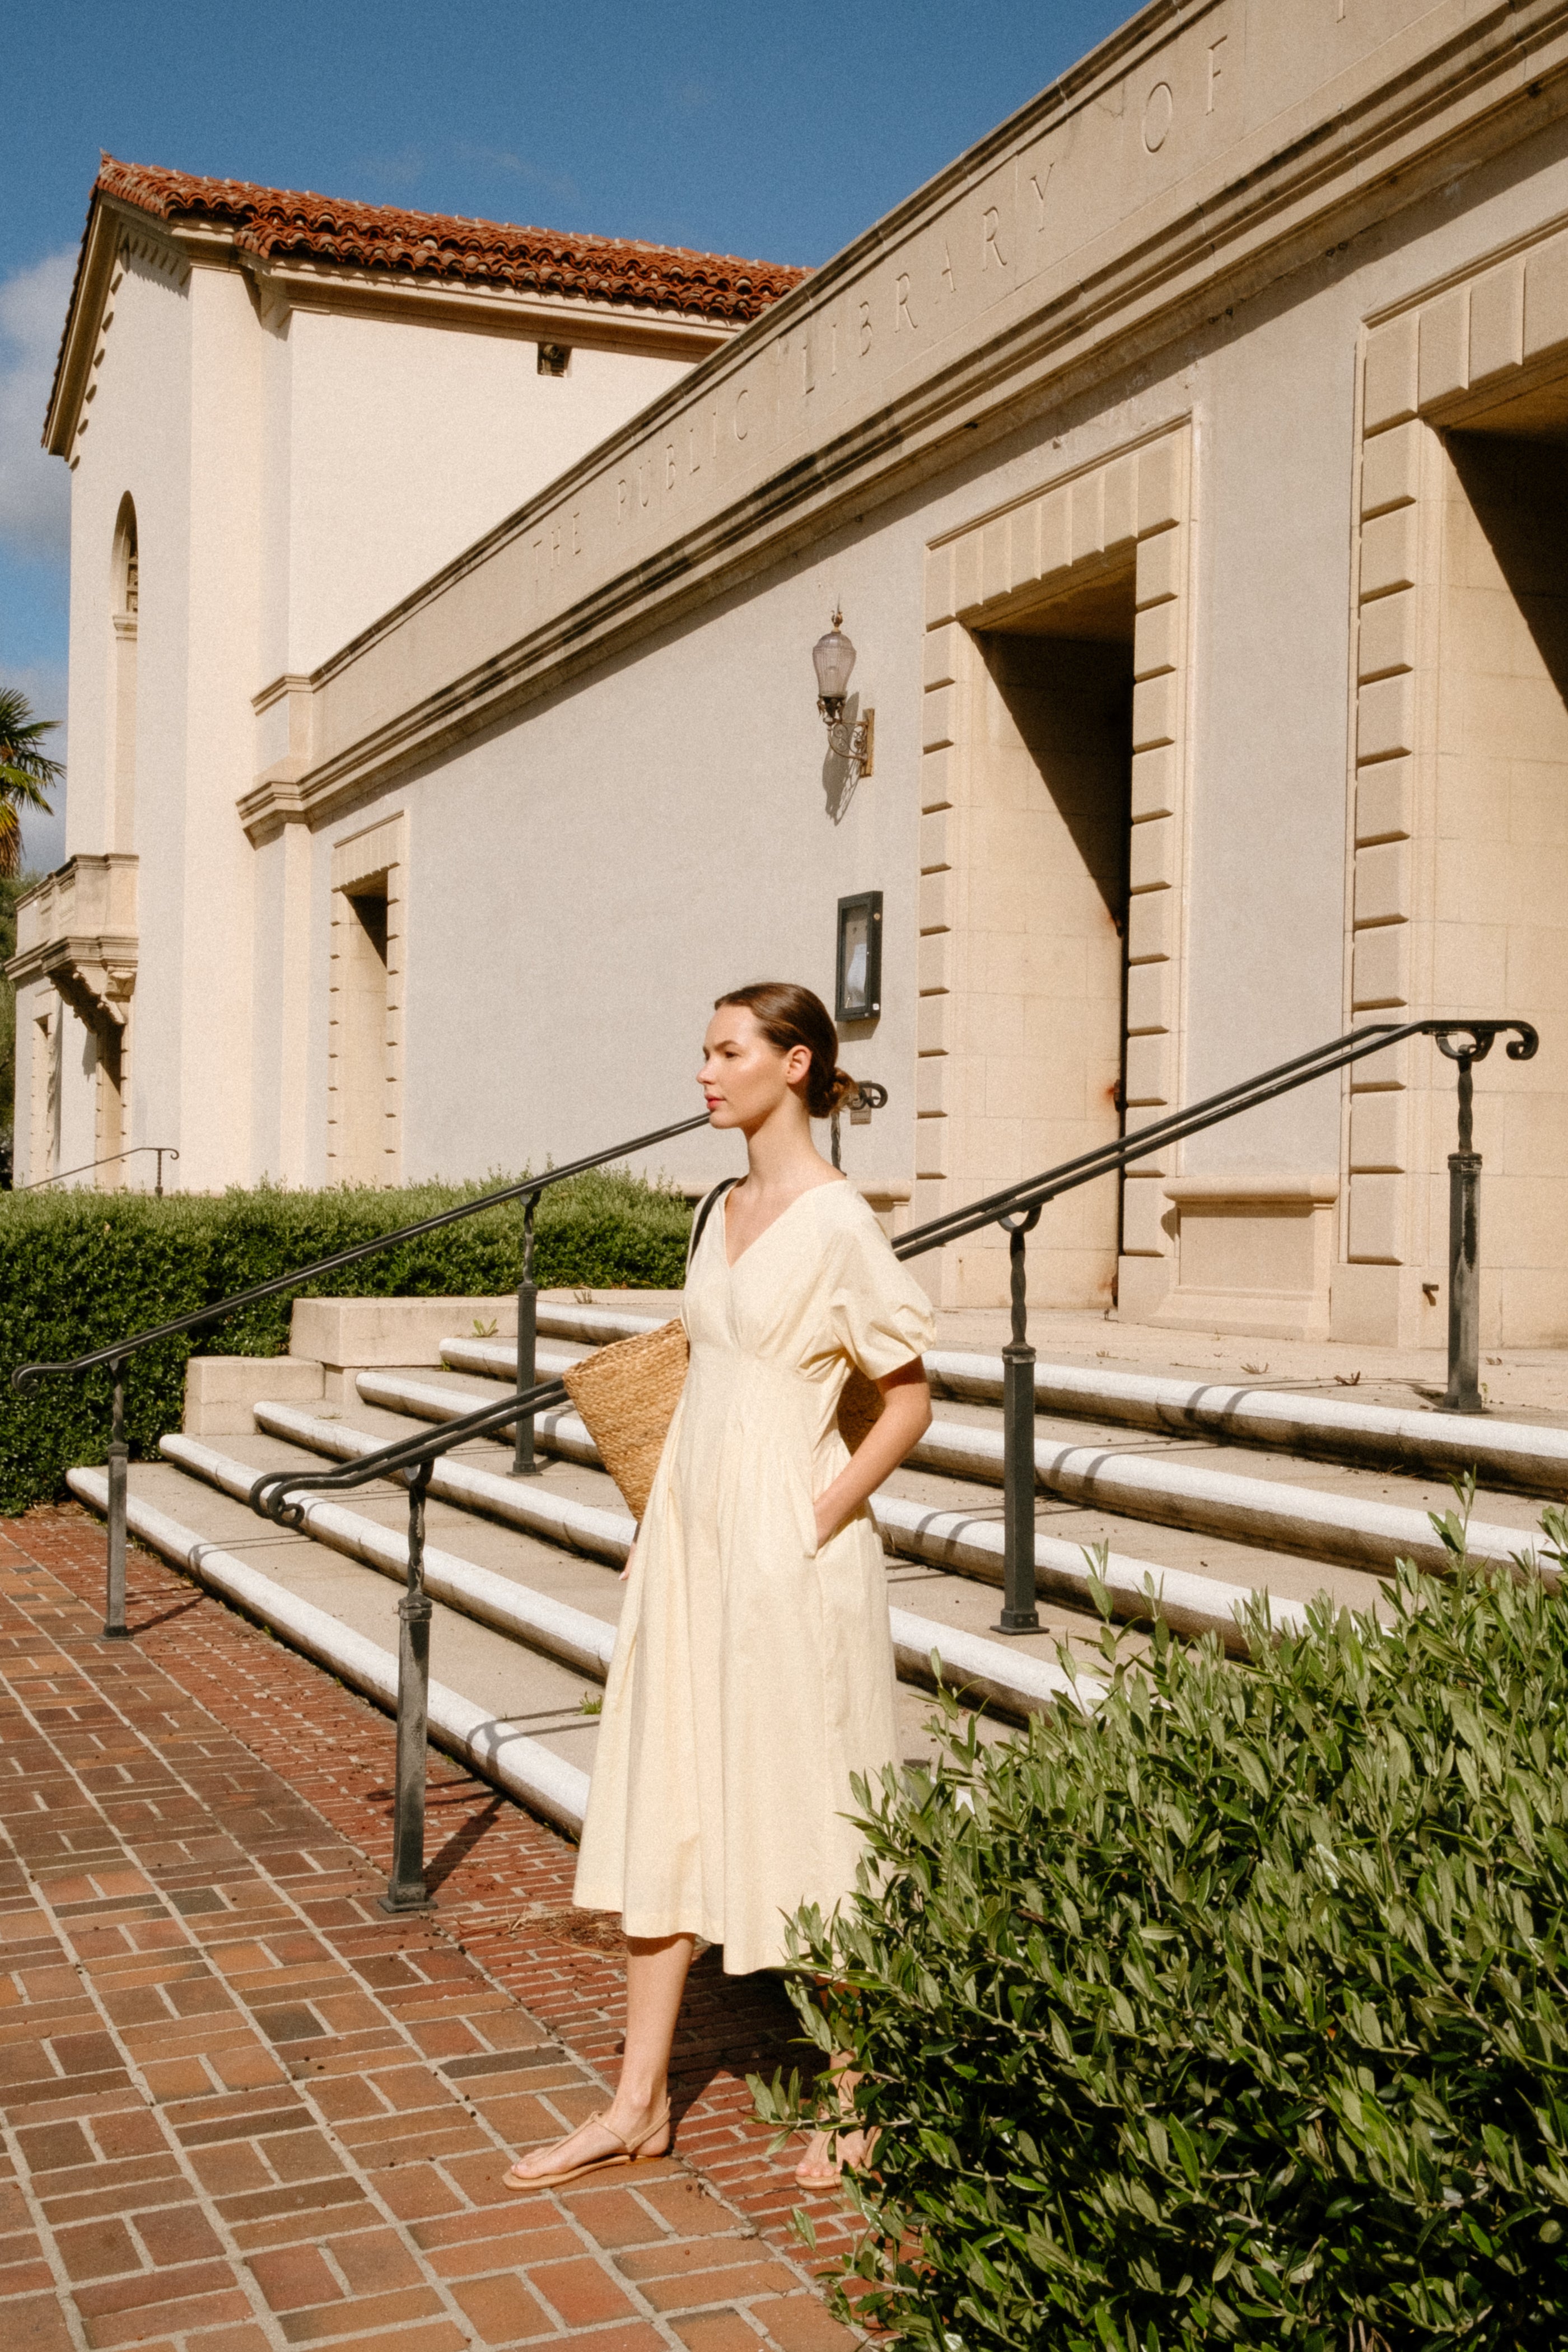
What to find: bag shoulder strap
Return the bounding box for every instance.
[685,1177,740,1277]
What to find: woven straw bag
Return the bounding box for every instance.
[562,1317,689,1524]
[562,1179,885,1521]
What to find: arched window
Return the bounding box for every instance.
[95,493,139,1184]
[110,495,138,854]
[113,495,138,617]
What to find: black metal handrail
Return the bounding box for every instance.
[12,1142,180,1197]
[893,1015,1537,1636]
[249,1374,571,1524]
[889,1017,1535,1262]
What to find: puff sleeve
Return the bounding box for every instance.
[825,1200,936,1381]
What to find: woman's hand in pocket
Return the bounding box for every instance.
[811,1360,932,1555]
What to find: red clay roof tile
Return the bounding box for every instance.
[95,154,808,323]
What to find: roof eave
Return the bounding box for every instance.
[237,246,742,355]
[42,195,118,458]
[41,192,197,458]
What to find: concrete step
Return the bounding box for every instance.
[161,1432,1095,1720]
[374,1364,1548,1586]
[254,1394,1300,1656]
[72,1436,1042,1851]
[68,1464,595,1833]
[462,1309,1568,1496]
[161,1434,619,1677]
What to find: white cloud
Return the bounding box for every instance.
[452,144,580,207]
[0,250,75,563]
[9,657,68,876]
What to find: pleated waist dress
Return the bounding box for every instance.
[573,1175,937,1975]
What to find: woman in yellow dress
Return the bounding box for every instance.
[503,981,935,2194]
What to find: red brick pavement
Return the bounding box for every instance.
[0,1506,862,2352]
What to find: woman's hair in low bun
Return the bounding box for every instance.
[715,981,859,1121]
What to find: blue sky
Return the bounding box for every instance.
[1,0,1129,869]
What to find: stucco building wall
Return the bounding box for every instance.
[265,310,690,679]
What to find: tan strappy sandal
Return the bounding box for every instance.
[502,2104,671,2192]
[795,2122,880,2190]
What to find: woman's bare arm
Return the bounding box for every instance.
[812,1357,932,1551]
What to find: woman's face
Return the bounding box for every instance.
[699,1005,811,1128]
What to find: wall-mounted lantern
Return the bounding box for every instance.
[813,609,874,786]
[836,890,883,1022]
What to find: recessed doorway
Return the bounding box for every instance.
[964,553,1135,1305]
[1434,405,1568,1338]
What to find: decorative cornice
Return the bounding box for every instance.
[237,774,311,847]
[6,932,139,1024]
[4,857,139,1030]
[234,258,734,362]
[248,0,1568,833]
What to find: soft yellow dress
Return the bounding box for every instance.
[573,1177,937,1975]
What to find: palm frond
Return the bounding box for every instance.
[0,685,63,880]
[0,685,65,793]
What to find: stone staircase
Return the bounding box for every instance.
[69,1293,1566,1844]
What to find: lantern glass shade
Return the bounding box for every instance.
[812,623,856,703]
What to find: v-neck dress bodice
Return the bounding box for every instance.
[573,1179,936,1974]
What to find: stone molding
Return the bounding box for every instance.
[242,674,317,844]
[1165,1170,1339,1205]
[1156,1168,1340,1342]
[326,814,407,1184]
[233,0,1568,835]
[244,259,736,362]
[918,422,1191,1303]
[1345,208,1568,1329]
[4,855,139,1030]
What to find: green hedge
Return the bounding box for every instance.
[1,1169,690,1515]
[761,1516,1568,2349]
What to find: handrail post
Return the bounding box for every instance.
[512,1191,539,1476]
[995,1209,1042,1635]
[103,1361,130,1640]
[381,1460,435,1912]
[1437,1036,1487,1414]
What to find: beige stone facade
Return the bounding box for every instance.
[19,1,1568,1347]
[918,428,1191,1308]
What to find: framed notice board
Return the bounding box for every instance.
[835,891,883,1021]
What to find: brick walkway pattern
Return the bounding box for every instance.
[0,1509,857,2352]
